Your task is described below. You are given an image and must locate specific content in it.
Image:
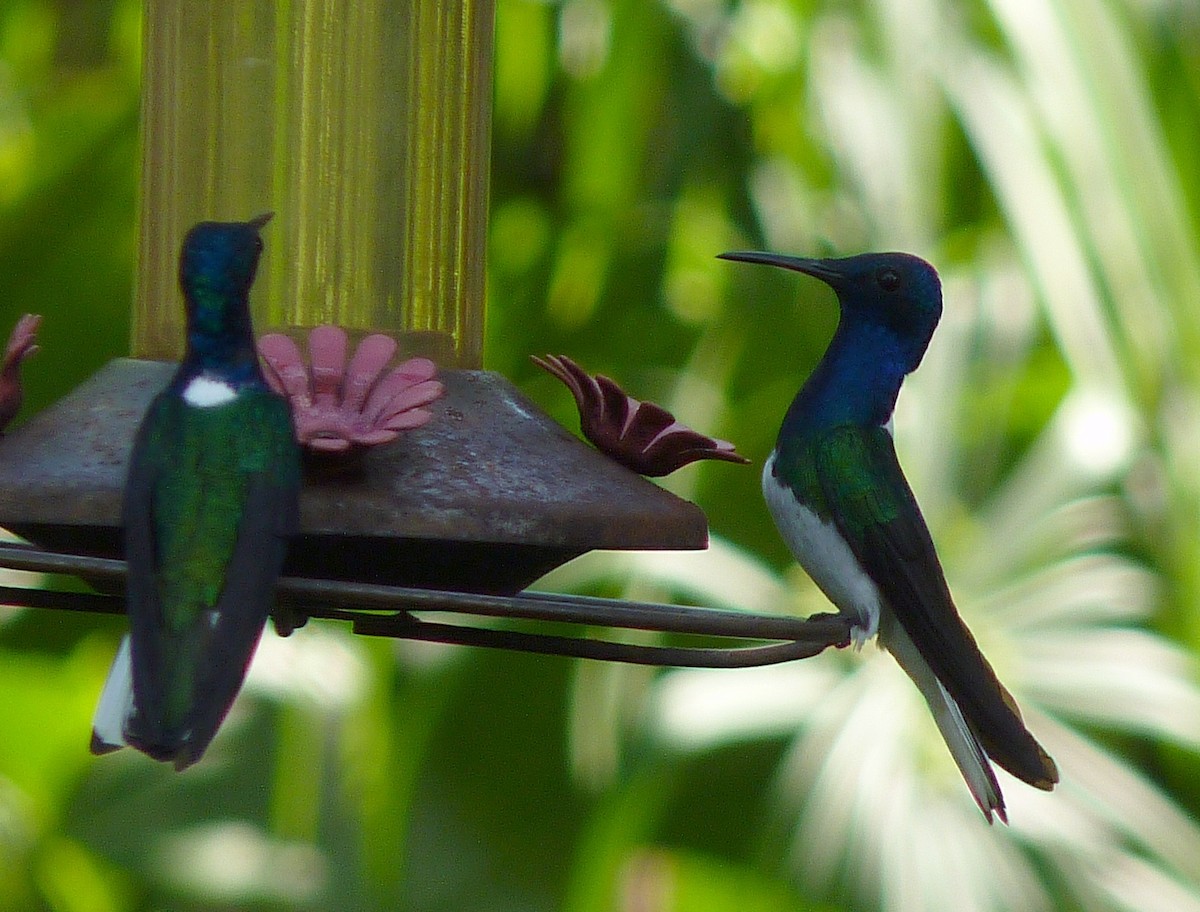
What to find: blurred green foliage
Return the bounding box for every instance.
[2,0,1200,910]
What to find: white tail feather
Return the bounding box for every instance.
[91,635,134,752]
[880,616,1006,822]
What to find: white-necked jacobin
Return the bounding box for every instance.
[91,213,301,770]
[719,249,1058,821]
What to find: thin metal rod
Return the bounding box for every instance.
[358,616,846,667]
[0,542,851,667]
[276,574,820,640]
[0,544,125,580]
[0,585,124,615]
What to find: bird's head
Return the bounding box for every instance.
[179,214,272,326]
[719,249,943,371]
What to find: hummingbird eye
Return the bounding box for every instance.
[876,268,900,292]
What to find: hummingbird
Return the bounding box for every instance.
[91,214,301,770]
[718,249,1058,821]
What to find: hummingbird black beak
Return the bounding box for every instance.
[248,212,275,231]
[717,251,844,286]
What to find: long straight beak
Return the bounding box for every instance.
[248,211,275,231]
[717,250,843,285]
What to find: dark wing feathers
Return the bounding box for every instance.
[814,425,1058,790]
[172,476,295,769]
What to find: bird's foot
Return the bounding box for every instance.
[271,603,309,637]
[846,608,879,651]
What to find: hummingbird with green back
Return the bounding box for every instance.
[719,249,1058,821]
[91,213,301,770]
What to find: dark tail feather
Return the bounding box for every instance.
[973,677,1059,790]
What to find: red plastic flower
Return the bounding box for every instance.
[533,354,749,477]
[0,314,40,433]
[258,326,444,453]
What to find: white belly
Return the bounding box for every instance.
[762,452,882,645]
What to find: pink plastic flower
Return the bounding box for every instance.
[533,354,749,477]
[258,326,444,453]
[0,313,40,433]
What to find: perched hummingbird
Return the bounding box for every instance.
[719,250,1058,821]
[91,214,301,770]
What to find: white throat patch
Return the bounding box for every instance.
[182,375,238,407]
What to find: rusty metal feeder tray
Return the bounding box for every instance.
[0,358,709,595]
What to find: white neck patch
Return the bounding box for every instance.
[183,374,238,407]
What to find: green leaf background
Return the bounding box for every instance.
[2,0,1200,909]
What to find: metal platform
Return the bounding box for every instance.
[0,358,710,593]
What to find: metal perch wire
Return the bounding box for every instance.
[0,541,851,669]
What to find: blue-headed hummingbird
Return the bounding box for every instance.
[720,250,1058,821]
[92,214,300,769]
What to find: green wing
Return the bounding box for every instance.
[808,424,1057,790]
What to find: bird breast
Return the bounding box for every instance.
[762,452,883,646]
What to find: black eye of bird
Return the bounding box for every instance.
[877,269,900,291]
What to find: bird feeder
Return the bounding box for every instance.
[0,0,710,598]
[0,0,856,667]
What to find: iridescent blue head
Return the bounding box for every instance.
[178,213,271,369]
[718,250,942,373]
[720,249,944,429]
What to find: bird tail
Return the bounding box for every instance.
[90,635,134,755]
[881,618,1007,822]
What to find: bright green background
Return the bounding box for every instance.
[2,1,1200,910]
